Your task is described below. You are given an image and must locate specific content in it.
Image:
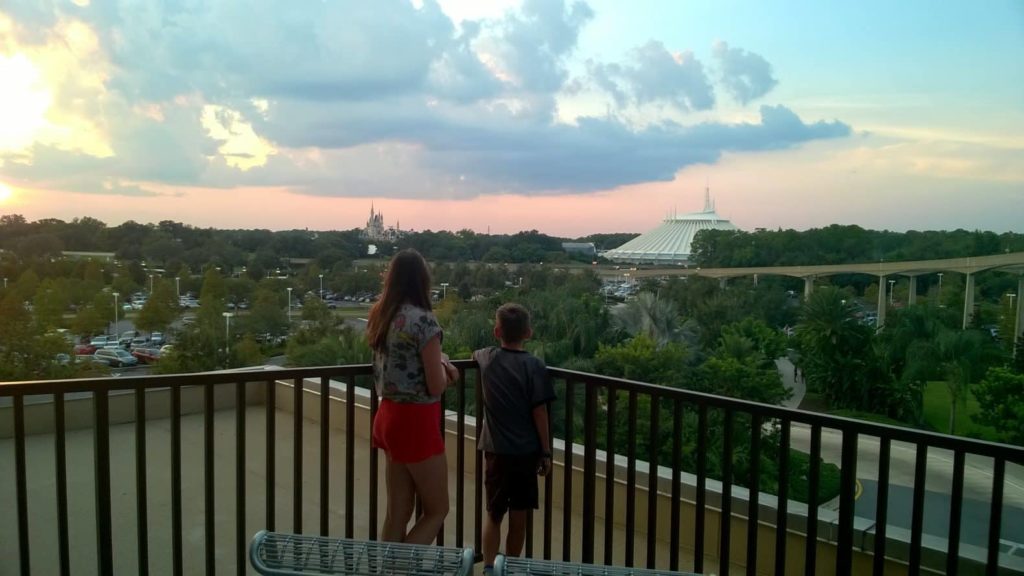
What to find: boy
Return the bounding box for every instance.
[473,303,556,574]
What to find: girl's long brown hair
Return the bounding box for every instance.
[366,249,433,351]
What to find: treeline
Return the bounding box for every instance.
[0,214,640,277]
[692,225,1024,268]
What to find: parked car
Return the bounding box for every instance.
[74,342,98,355]
[130,336,149,349]
[131,347,161,364]
[119,330,141,347]
[89,335,120,349]
[93,348,139,367]
[150,332,165,346]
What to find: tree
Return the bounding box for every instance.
[243,287,289,338]
[935,329,993,434]
[796,287,876,411]
[135,278,178,333]
[32,278,67,330]
[611,292,689,347]
[973,367,1024,445]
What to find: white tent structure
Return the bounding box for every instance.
[603,188,738,265]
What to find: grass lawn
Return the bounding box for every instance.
[921,381,1000,441]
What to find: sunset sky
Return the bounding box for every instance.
[0,0,1021,237]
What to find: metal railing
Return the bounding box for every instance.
[1,362,1023,576]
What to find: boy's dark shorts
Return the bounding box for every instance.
[484,452,539,521]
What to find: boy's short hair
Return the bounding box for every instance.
[496,303,531,344]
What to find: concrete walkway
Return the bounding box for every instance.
[775,357,806,409]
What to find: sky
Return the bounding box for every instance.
[0,0,1021,237]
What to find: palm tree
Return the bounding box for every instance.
[935,330,991,434]
[612,292,696,347]
[796,287,875,410]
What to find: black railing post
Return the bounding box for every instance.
[774,420,791,576]
[582,382,598,564]
[836,429,858,576]
[320,376,330,537]
[293,378,304,534]
[171,385,183,576]
[669,399,682,572]
[369,385,380,540]
[55,392,71,576]
[603,388,617,566]
[872,438,891,576]
[456,368,466,547]
[986,458,1005,576]
[265,379,276,532]
[804,424,822,576]
[746,413,761,576]
[625,391,638,567]
[946,450,966,576]
[14,395,30,576]
[134,386,149,576]
[204,383,216,575]
[909,443,928,575]
[235,381,247,576]
[646,395,660,569]
[694,404,708,575]
[720,409,734,576]
[562,379,575,562]
[94,388,114,576]
[345,375,356,538]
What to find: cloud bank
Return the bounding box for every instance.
[0,0,850,200]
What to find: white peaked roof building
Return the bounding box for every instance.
[604,188,738,265]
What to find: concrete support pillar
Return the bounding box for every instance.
[1015,277,1024,345]
[719,277,727,290]
[963,273,976,329]
[804,276,814,299]
[877,275,887,329]
[908,276,918,306]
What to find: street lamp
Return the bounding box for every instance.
[937,272,943,304]
[113,292,119,334]
[149,274,154,294]
[223,312,234,357]
[440,282,449,300]
[888,279,895,305]
[287,287,293,323]
[1009,292,1017,311]
[319,274,324,300]
[175,277,180,301]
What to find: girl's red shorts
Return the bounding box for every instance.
[372,399,444,464]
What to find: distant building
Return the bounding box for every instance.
[603,187,739,265]
[562,242,596,257]
[361,204,403,242]
[61,251,117,261]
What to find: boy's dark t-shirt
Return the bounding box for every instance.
[474,346,555,455]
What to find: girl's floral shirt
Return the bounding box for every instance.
[373,304,443,404]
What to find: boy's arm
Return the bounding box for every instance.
[533,404,552,476]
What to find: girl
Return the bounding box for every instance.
[366,249,458,544]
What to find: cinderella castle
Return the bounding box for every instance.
[361,204,403,241]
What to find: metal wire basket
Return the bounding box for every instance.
[493,555,701,576]
[249,531,476,576]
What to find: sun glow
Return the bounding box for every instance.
[0,182,13,203]
[0,52,52,151]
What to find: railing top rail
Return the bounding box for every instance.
[1,360,1021,462]
[548,366,1024,462]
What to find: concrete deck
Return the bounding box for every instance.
[0,399,722,575]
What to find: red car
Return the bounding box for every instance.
[74,343,98,355]
[131,347,161,364]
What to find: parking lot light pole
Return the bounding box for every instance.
[113,292,119,334]
[319,274,324,300]
[287,287,293,323]
[175,277,180,300]
[888,279,896,305]
[149,274,154,294]
[440,282,448,300]
[223,312,234,357]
